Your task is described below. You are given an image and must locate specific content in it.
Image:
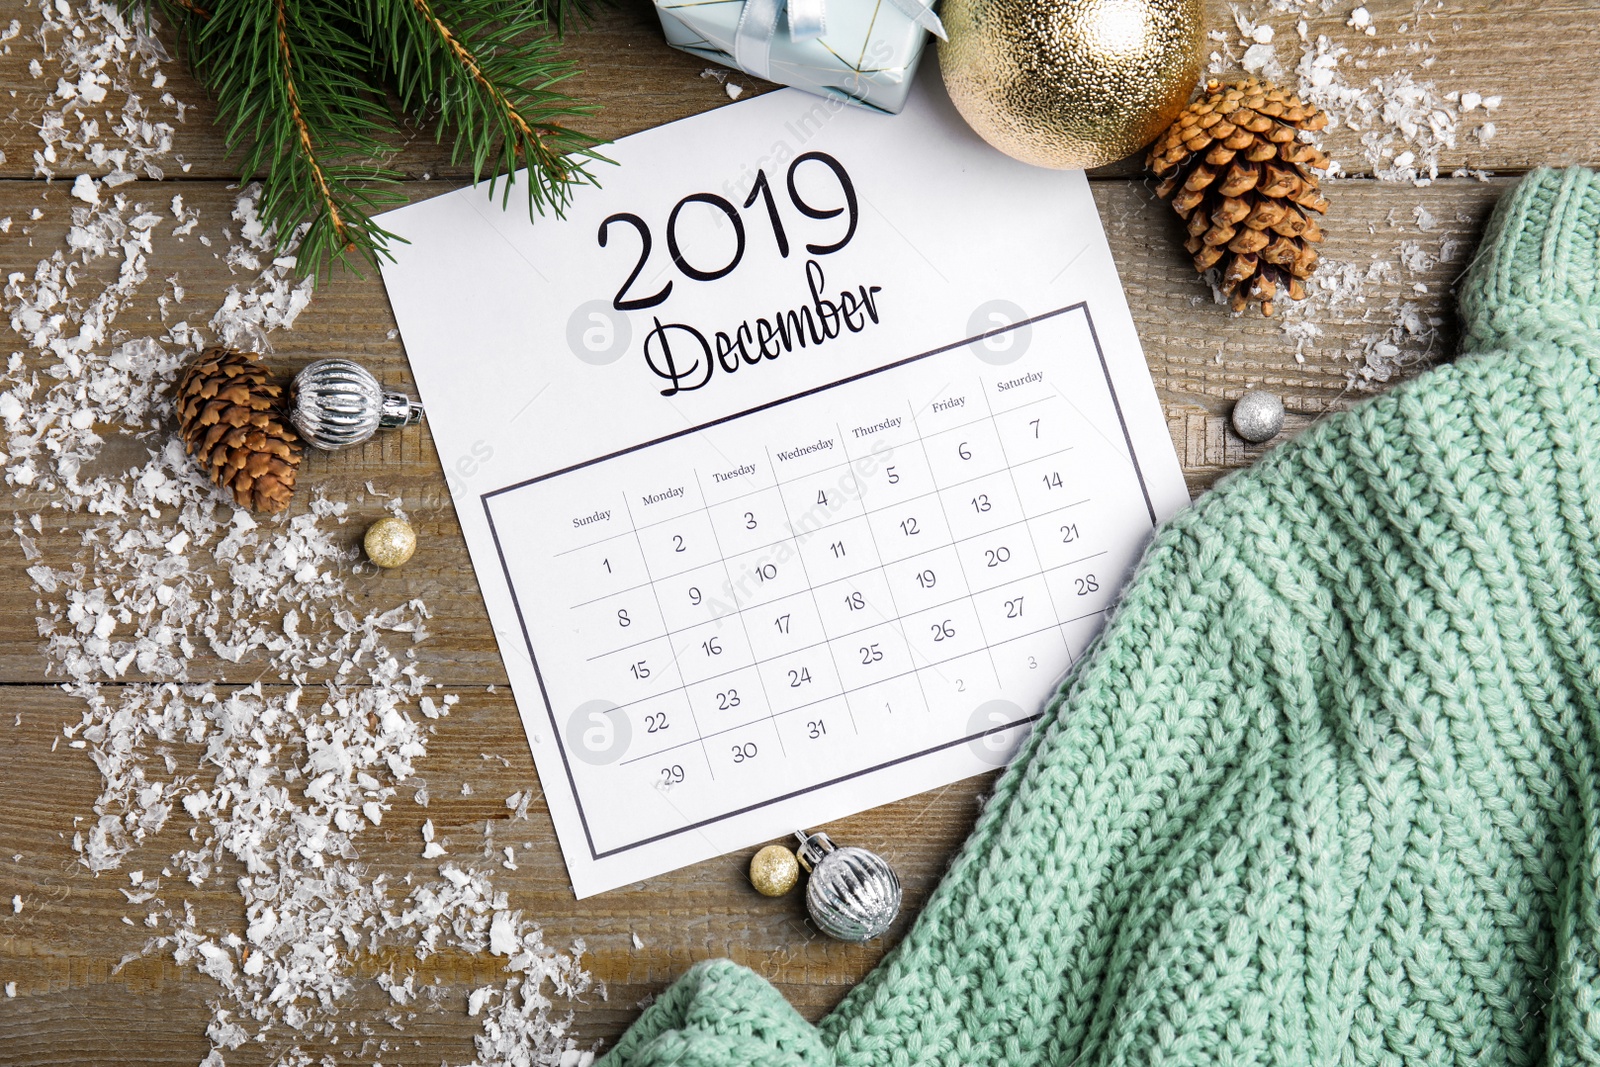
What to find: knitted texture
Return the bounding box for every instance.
[596,167,1600,1067]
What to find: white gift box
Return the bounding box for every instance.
[653,0,945,114]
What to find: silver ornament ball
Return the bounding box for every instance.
[289,358,424,451]
[1231,390,1285,444]
[796,830,902,942]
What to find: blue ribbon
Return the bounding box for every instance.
[733,0,946,81]
[787,0,829,41]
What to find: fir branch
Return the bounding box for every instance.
[374,0,606,218]
[120,0,607,279]
[273,0,354,254]
[408,0,553,162]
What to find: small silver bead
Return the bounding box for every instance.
[1231,390,1285,444]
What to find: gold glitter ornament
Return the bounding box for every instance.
[939,0,1205,169]
[749,844,800,897]
[363,517,417,569]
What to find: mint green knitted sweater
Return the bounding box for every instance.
[597,167,1600,1067]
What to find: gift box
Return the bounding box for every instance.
[654,0,946,115]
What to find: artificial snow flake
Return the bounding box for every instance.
[489,911,519,956]
[70,173,99,204]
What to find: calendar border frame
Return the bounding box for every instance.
[481,301,1156,860]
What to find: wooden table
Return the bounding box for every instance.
[0,0,1595,1063]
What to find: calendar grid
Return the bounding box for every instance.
[977,384,1074,669]
[586,546,1111,723]
[567,452,1081,615]
[901,400,1003,680]
[620,491,717,780]
[480,301,1167,861]
[582,497,1099,665]
[560,440,1079,562]
[617,619,1080,767]
[577,456,1118,767]
[832,420,937,718]
[764,444,861,736]
[604,436,1026,765]
[695,469,791,758]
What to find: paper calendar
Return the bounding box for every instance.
[377,70,1189,897]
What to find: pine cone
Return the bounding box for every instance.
[174,347,301,513]
[1148,77,1331,316]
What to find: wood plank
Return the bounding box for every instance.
[0,175,1508,684]
[0,684,990,1065]
[0,0,1587,185]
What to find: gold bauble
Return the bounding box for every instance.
[363,517,417,569]
[938,0,1204,169]
[748,844,800,897]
